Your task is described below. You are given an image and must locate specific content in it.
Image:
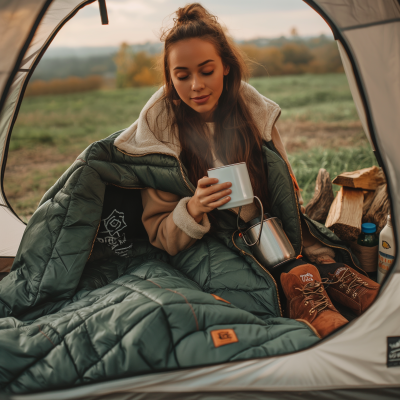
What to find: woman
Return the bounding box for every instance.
[115,3,378,338]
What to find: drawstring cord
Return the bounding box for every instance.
[296,278,331,315]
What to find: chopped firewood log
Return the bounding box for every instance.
[332,166,385,191]
[363,184,391,234]
[362,190,375,216]
[305,168,334,223]
[325,187,364,241]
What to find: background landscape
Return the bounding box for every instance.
[4,34,377,220]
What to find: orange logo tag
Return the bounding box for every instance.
[211,294,230,304]
[211,329,238,348]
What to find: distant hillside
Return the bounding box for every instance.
[32,35,334,81]
[43,42,163,59]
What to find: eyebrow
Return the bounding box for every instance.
[173,59,214,70]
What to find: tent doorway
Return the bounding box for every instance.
[0,1,399,398]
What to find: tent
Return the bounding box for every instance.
[0,0,399,398]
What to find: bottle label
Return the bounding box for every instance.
[378,251,395,275]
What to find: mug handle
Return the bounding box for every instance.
[237,196,264,247]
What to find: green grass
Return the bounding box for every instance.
[249,74,358,122]
[10,86,157,151]
[11,73,357,151]
[289,146,378,204]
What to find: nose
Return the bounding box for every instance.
[191,74,205,92]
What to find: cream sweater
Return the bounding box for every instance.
[114,82,301,255]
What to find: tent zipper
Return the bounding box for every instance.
[116,148,194,195]
[231,231,283,317]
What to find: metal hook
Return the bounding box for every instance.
[237,196,264,247]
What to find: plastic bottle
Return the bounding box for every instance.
[357,222,378,247]
[378,215,396,284]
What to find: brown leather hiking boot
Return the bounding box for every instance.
[327,265,380,316]
[281,264,348,338]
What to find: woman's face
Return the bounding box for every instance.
[168,38,229,121]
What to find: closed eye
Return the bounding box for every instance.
[177,76,188,80]
[203,71,214,76]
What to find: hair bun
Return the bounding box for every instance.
[175,3,214,26]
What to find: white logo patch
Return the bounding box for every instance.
[97,209,132,258]
[300,273,314,282]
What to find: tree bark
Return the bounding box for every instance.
[363,184,391,234]
[362,190,375,216]
[305,168,334,223]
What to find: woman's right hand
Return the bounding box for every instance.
[187,177,232,223]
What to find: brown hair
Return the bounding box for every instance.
[152,3,269,210]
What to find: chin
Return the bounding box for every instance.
[190,102,217,114]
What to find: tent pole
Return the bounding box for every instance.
[98,0,109,25]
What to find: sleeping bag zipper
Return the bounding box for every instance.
[231,231,283,317]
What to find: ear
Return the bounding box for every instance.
[223,65,230,76]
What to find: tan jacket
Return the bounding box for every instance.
[114,83,303,256]
[140,124,300,255]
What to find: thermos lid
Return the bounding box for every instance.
[361,222,376,234]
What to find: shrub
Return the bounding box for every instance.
[25,75,103,97]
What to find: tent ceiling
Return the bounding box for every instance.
[317,0,400,29]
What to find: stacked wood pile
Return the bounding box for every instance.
[306,166,390,241]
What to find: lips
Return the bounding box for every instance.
[191,94,211,104]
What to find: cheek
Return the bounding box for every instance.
[209,73,224,98]
[172,79,190,100]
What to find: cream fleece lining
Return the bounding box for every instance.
[173,197,211,239]
[114,81,281,158]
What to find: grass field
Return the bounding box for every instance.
[4,73,376,220]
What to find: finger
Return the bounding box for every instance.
[202,188,232,205]
[208,195,231,209]
[198,177,218,188]
[203,182,232,195]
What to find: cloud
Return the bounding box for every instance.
[220,9,332,39]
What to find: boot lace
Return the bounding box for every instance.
[296,279,330,314]
[336,268,368,297]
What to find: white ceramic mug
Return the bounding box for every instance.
[207,162,254,210]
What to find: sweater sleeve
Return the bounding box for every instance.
[141,188,210,256]
[271,124,304,206]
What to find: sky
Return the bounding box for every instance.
[50,0,333,47]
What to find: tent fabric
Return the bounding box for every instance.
[0,206,25,257]
[314,0,400,29]
[0,0,95,256]
[312,0,400,276]
[0,0,49,106]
